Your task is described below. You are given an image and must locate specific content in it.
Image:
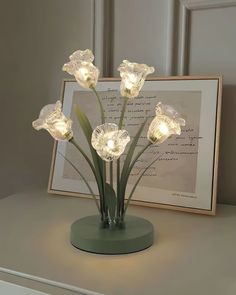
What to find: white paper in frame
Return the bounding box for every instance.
[48,76,222,215]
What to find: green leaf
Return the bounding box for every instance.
[74,105,105,213]
[105,183,117,220]
[74,105,93,142]
[119,119,148,199]
[74,104,103,177]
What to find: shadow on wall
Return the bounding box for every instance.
[218,85,236,205]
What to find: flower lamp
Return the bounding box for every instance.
[33,49,185,254]
[91,123,130,162]
[147,102,186,144]
[32,101,73,141]
[63,49,99,89]
[118,60,154,98]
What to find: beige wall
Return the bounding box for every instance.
[112,0,236,205]
[113,0,168,76]
[1,0,236,205]
[188,5,236,204]
[0,0,93,197]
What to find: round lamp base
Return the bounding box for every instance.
[70,215,154,254]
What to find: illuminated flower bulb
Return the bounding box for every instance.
[147,102,185,144]
[118,60,155,98]
[62,49,99,89]
[91,123,130,162]
[32,101,73,141]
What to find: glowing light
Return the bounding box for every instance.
[78,67,89,77]
[107,139,115,149]
[63,49,99,89]
[158,122,170,135]
[118,60,154,98]
[91,123,130,162]
[147,102,185,144]
[32,101,73,141]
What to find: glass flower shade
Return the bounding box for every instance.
[147,102,185,144]
[91,123,130,162]
[118,60,155,99]
[32,101,73,141]
[62,49,99,89]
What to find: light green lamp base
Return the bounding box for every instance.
[70,215,154,254]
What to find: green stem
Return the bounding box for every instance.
[116,160,120,219]
[102,161,108,219]
[70,137,105,219]
[117,97,128,219]
[109,162,113,189]
[128,142,152,176]
[118,97,128,129]
[120,142,152,219]
[124,153,164,214]
[91,86,105,124]
[69,138,96,178]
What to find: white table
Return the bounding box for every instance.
[0,189,236,295]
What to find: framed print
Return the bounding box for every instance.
[48,76,222,215]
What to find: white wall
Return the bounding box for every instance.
[1,0,236,204]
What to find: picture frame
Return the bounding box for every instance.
[48,76,222,215]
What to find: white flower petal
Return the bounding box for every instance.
[32,100,73,141]
[63,49,99,89]
[118,60,155,99]
[147,103,185,144]
[69,49,94,63]
[91,123,130,162]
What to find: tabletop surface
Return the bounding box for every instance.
[0,188,236,295]
[0,280,50,295]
